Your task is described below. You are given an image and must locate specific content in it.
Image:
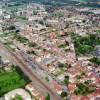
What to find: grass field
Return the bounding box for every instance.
[0,70,29,97]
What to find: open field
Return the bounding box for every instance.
[0,69,29,96]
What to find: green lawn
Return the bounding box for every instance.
[0,70,29,96]
[16,16,28,20]
[13,95,23,100]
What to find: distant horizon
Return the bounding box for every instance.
[5,0,100,8]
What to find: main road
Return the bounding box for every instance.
[0,42,61,100]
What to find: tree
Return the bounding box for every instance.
[74,83,95,96]
[58,63,65,68]
[45,76,49,82]
[39,20,44,25]
[64,76,70,85]
[45,94,50,100]
[71,32,100,56]
[90,57,100,65]
[28,42,37,47]
[65,76,69,80]
[8,25,16,30]
[16,30,20,33]
[33,11,37,15]
[61,92,67,97]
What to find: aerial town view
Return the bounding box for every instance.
[0,0,100,100]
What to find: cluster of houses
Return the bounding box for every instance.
[0,2,100,100]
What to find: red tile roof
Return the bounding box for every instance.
[71,94,81,100]
[80,96,89,100]
[40,96,45,100]
[50,32,56,39]
[52,80,62,92]
[68,83,76,93]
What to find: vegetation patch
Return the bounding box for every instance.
[90,57,100,65]
[74,83,96,96]
[70,33,100,56]
[0,69,29,96]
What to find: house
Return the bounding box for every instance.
[71,94,81,100]
[52,80,62,94]
[0,9,3,15]
[50,32,56,39]
[80,96,89,100]
[68,83,76,93]
[47,65,56,73]
[46,19,59,24]
[28,16,43,21]
[25,83,45,100]
[26,83,40,97]
[4,14,11,19]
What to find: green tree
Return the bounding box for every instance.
[90,57,100,65]
[61,92,67,97]
[45,94,50,100]
[64,76,69,85]
[7,25,16,30]
[74,83,95,96]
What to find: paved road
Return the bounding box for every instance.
[0,42,61,100]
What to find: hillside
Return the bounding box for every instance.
[5,0,100,8]
[73,0,99,2]
[8,0,100,3]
